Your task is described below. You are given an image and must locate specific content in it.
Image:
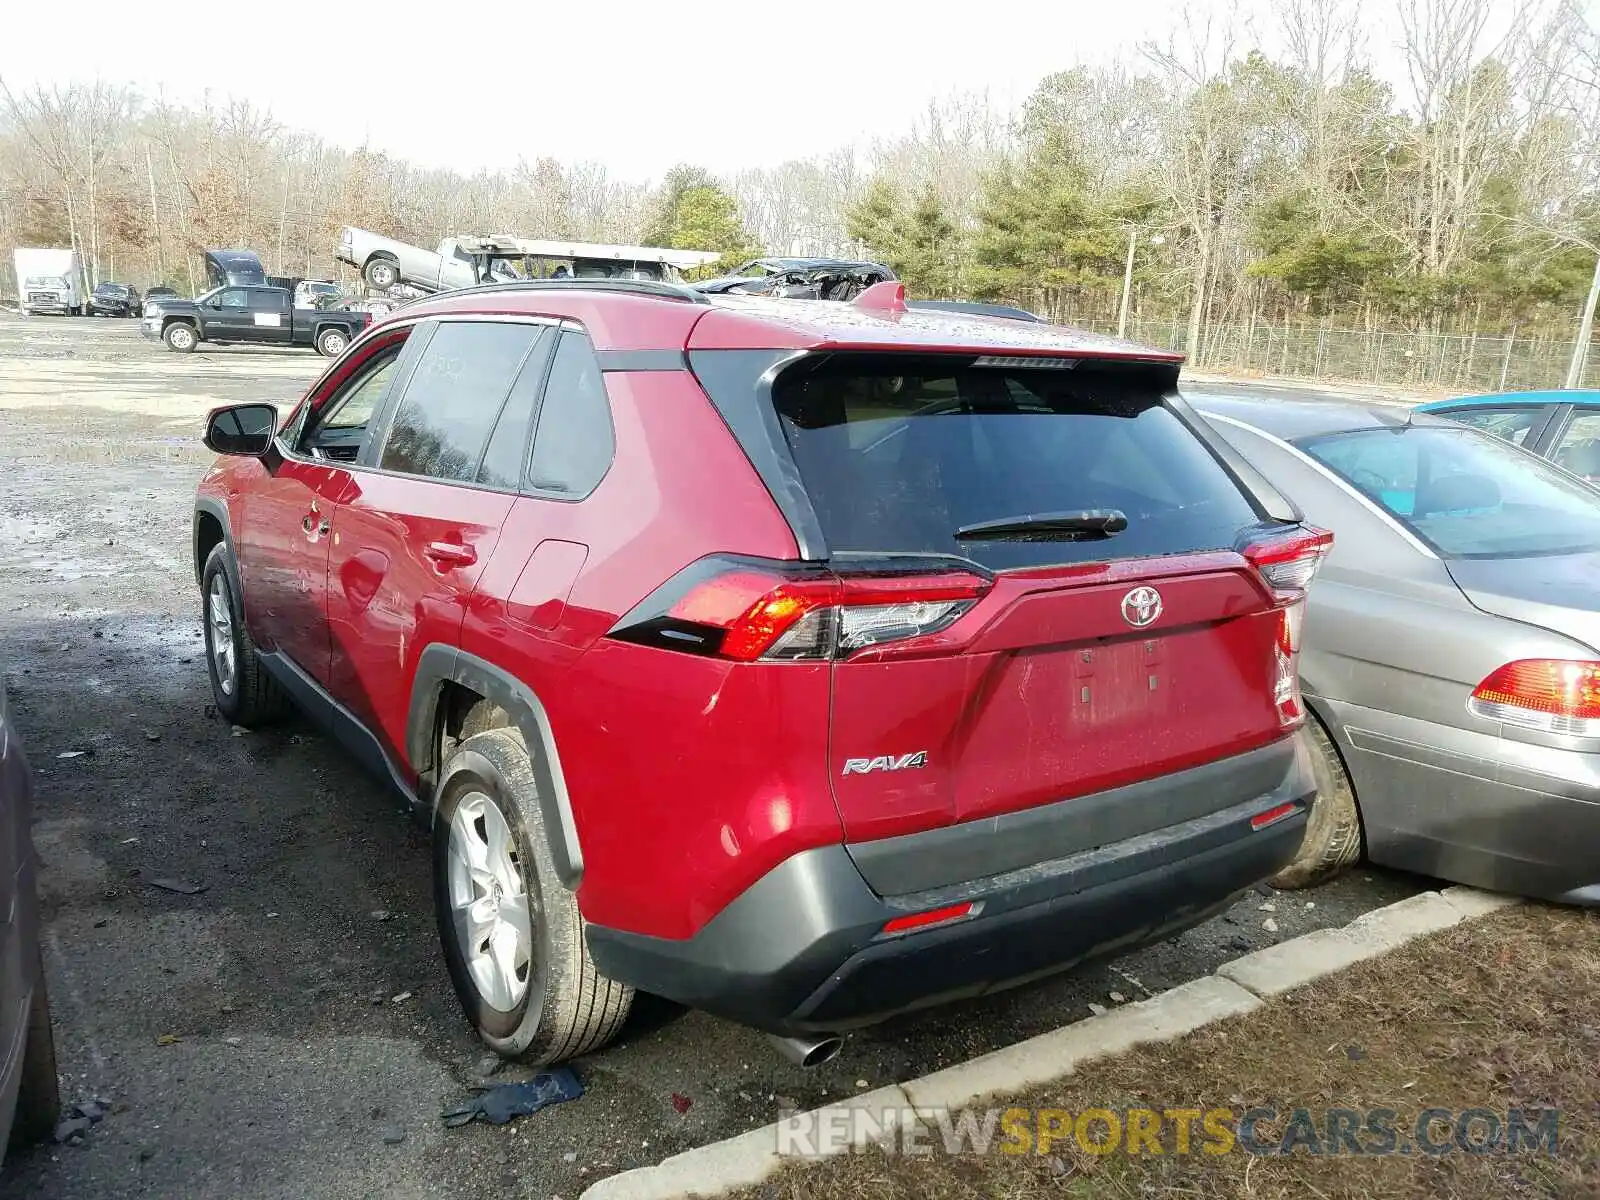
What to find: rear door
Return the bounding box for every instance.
[1547,407,1600,485]
[246,288,291,345]
[323,318,548,760]
[767,355,1296,840]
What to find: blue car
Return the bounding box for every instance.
[1415,390,1600,484]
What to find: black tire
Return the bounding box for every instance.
[163,322,198,353]
[314,326,349,357]
[9,945,60,1149]
[200,544,288,726]
[433,728,632,1064]
[363,258,399,290]
[1270,716,1364,890]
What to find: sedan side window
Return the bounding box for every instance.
[1551,411,1600,483]
[1442,406,1546,447]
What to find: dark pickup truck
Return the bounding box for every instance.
[143,285,370,356]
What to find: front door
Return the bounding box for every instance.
[244,331,416,685]
[323,318,551,763]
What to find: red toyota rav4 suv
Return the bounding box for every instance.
[194,279,1327,1066]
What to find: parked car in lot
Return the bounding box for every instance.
[145,285,370,356]
[87,281,141,318]
[192,278,1329,1065]
[293,280,344,310]
[1415,389,1600,485]
[1,673,60,1156]
[1194,394,1600,904]
[691,257,897,300]
[335,227,721,294]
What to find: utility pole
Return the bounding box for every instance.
[1565,250,1600,389]
[145,146,164,282]
[1117,230,1164,341]
[1117,229,1137,340]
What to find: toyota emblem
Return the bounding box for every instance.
[1121,586,1163,628]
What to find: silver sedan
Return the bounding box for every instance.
[1190,394,1600,904]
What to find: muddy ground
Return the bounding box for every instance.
[0,314,1425,1199]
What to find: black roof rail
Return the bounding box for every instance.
[417,278,712,305]
[907,300,1047,323]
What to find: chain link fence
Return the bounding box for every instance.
[1103,318,1600,394]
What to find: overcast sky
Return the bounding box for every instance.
[0,0,1545,182]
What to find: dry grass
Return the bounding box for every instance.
[736,905,1600,1200]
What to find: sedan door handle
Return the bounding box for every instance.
[424,541,477,568]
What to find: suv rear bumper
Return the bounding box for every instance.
[585,736,1316,1036]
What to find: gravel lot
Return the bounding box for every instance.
[0,314,1427,1200]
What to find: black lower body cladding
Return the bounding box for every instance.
[585,736,1316,1036]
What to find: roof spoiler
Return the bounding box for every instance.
[853,280,908,313]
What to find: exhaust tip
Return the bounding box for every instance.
[768,1033,846,1068]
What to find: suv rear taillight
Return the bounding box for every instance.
[1469,660,1600,736]
[1238,525,1334,728]
[608,556,992,662]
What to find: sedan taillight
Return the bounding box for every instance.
[1469,660,1600,736]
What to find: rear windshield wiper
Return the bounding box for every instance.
[954,509,1129,541]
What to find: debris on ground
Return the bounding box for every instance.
[155,1033,180,1046]
[390,991,412,1004]
[442,1068,584,1128]
[382,1125,406,1145]
[146,876,207,895]
[1263,916,1280,933]
[1087,1002,1109,1016]
[56,749,89,759]
[671,1092,692,1113]
[370,910,391,922]
[53,1117,93,1144]
[71,1099,109,1123]
[475,1053,504,1079]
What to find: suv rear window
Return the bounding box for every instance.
[769,356,1260,569]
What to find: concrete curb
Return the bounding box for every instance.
[578,886,1520,1200]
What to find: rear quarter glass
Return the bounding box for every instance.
[754,353,1264,569]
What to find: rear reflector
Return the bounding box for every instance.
[1251,801,1299,830]
[1469,659,1600,736]
[880,902,976,936]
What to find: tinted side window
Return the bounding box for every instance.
[526,331,614,496]
[379,322,542,483]
[477,330,555,489]
[1445,406,1545,447]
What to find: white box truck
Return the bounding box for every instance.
[13,249,83,316]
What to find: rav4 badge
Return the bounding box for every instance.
[842,751,929,776]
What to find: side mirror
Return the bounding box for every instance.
[204,403,278,457]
